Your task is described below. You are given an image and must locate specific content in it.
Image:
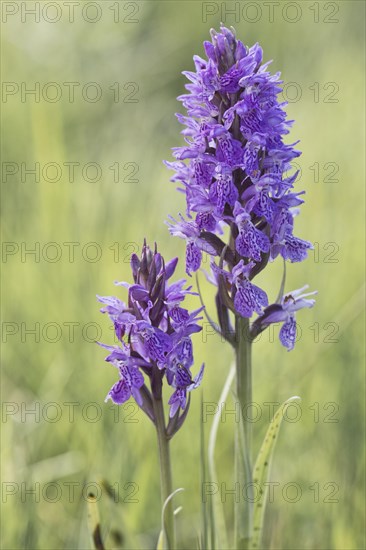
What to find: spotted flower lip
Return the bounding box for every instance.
[166,25,316,350]
[106,363,145,406]
[167,214,218,275]
[98,241,204,427]
[212,259,269,319]
[168,362,204,417]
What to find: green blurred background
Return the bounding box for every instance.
[1,1,365,548]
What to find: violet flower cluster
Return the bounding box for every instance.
[97,242,204,430]
[166,26,316,350]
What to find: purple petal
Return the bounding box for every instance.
[236,222,270,262]
[106,379,130,405]
[279,318,297,350]
[126,365,144,389]
[234,280,268,318]
[282,235,313,263]
[186,241,202,274]
[169,306,190,325]
[190,363,205,390]
[168,388,187,418]
[165,257,179,279]
[175,366,192,387]
[129,285,150,301]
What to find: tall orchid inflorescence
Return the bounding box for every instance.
[166,26,316,350]
[98,242,204,431]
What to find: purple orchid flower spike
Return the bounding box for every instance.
[166,25,312,276]
[163,26,317,549]
[97,240,204,432]
[98,242,205,550]
[166,25,316,351]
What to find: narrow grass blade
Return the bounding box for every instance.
[157,530,164,550]
[87,492,105,550]
[250,396,301,550]
[208,363,235,549]
[157,488,184,550]
[200,393,210,550]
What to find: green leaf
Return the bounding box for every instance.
[208,363,235,549]
[86,492,105,550]
[157,488,184,550]
[200,393,210,550]
[156,530,164,550]
[234,402,252,550]
[250,396,301,550]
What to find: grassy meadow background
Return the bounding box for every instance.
[1,1,365,548]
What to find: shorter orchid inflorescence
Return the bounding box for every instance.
[97,241,204,435]
[166,25,316,350]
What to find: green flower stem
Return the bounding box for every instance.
[153,395,175,550]
[235,315,253,550]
